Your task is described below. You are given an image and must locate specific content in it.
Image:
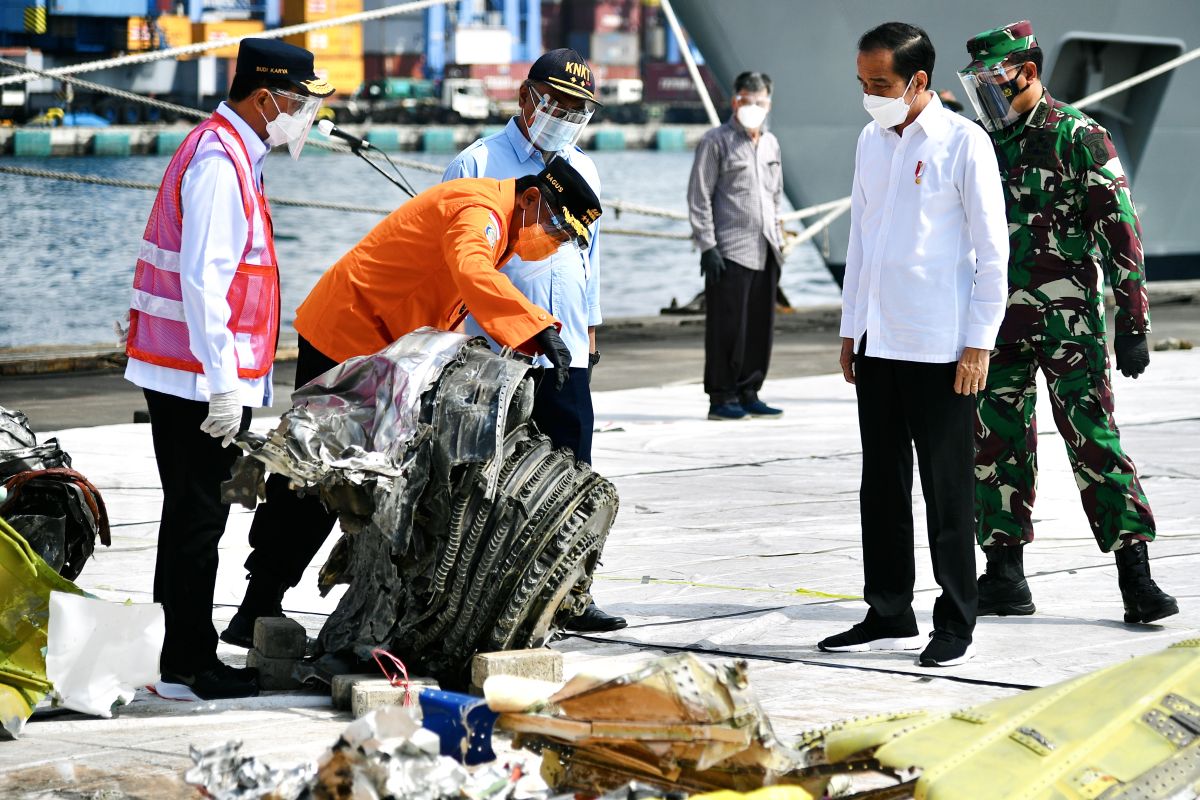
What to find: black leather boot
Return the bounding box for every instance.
[977,545,1036,616]
[1115,541,1179,624]
[220,575,287,648]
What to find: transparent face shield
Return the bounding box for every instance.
[513,196,587,263]
[525,86,595,153]
[268,89,324,159]
[957,61,1025,132]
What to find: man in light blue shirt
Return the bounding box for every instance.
[443,48,624,633]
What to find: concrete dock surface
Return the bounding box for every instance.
[2,332,1198,797]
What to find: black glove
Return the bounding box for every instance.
[1114,333,1150,379]
[535,326,571,391]
[587,350,601,384]
[699,248,726,282]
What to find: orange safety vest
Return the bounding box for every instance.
[126,113,280,379]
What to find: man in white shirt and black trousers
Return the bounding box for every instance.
[818,22,1009,667]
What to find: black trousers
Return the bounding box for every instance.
[243,337,340,588]
[531,366,594,464]
[704,255,779,405]
[854,351,978,639]
[145,388,251,671]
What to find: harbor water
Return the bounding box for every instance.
[0,148,840,349]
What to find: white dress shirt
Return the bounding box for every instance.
[125,102,274,406]
[840,94,1009,363]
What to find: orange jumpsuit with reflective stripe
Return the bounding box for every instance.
[295,178,558,363]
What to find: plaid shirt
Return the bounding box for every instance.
[687,118,784,270]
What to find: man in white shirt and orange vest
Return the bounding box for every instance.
[124,38,332,700]
[818,23,1009,667]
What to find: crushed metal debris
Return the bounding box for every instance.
[229,329,620,685]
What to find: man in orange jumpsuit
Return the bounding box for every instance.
[220,158,602,647]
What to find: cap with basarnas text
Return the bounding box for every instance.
[964,20,1038,70]
[534,158,602,249]
[235,38,335,97]
[528,47,602,105]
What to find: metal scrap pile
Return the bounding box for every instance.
[232,329,619,684]
[493,644,1200,800]
[0,405,109,580]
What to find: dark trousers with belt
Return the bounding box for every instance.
[243,336,340,588]
[531,366,594,464]
[145,388,251,671]
[854,350,978,639]
[704,255,779,405]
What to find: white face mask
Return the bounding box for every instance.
[862,74,916,128]
[260,91,321,160]
[525,87,592,153]
[736,103,769,130]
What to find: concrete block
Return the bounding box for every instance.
[14,130,51,157]
[655,127,686,152]
[92,131,131,157]
[331,672,382,711]
[366,126,401,151]
[155,130,188,155]
[591,128,626,151]
[253,616,307,659]
[247,649,301,690]
[470,648,562,692]
[422,127,457,154]
[350,676,440,717]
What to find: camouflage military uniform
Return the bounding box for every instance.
[974,90,1156,552]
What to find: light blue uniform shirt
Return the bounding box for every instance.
[442,118,601,368]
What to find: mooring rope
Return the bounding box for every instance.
[0,163,694,238]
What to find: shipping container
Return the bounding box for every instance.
[154,14,192,49]
[642,60,724,104]
[286,24,362,57]
[47,0,147,17]
[282,0,363,23]
[587,31,637,65]
[126,17,152,52]
[568,0,640,34]
[364,52,424,83]
[451,26,512,65]
[362,0,423,54]
[314,55,364,96]
[592,63,638,82]
[445,62,533,102]
[193,19,264,59]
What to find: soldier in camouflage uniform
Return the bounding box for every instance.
[958,20,1177,624]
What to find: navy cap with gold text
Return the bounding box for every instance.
[528,47,602,106]
[534,157,603,249]
[235,38,334,98]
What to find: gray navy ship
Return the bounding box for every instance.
[671,0,1200,283]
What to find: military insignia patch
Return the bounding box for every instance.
[1083,131,1110,165]
[1021,131,1058,169]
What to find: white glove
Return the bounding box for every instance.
[200,389,242,448]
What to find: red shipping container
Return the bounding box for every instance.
[569,0,641,34]
[364,53,424,82]
[642,60,725,104]
[593,63,638,82]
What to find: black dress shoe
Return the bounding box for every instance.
[160,663,259,700]
[563,603,627,633]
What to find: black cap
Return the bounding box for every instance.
[235,38,334,98]
[528,48,602,106]
[535,158,603,248]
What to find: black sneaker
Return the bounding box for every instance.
[742,399,783,418]
[818,621,923,652]
[161,663,260,700]
[917,630,976,667]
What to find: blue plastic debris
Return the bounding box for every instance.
[417,688,499,765]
